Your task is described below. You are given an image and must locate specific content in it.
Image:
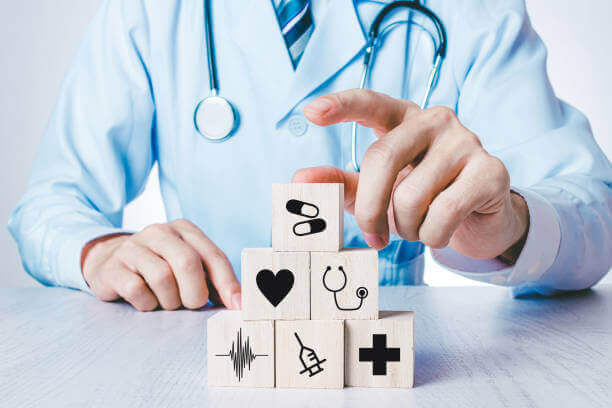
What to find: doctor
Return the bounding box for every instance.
[9,0,611,311]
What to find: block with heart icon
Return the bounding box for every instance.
[241,248,310,321]
[345,311,414,388]
[311,248,379,320]
[272,183,343,252]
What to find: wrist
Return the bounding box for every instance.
[81,233,131,281]
[498,192,530,265]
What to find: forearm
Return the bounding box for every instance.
[8,192,125,290]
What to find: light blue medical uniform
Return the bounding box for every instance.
[8,0,612,297]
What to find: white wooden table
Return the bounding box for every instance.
[1,285,611,407]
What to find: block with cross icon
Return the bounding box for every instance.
[275,319,344,389]
[272,183,343,252]
[345,311,414,388]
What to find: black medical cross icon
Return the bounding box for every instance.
[359,334,400,375]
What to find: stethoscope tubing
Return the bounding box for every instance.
[351,1,447,172]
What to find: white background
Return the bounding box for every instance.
[0,0,610,288]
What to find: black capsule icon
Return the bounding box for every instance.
[286,199,319,218]
[293,218,327,236]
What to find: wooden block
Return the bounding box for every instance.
[311,248,378,320]
[272,183,343,252]
[207,311,275,387]
[275,320,344,389]
[241,248,310,320]
[345,311,414,388]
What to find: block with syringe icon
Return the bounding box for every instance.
[276,320,344,389]
[208,182,414,388]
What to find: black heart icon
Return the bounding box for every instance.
[256,269,295,307]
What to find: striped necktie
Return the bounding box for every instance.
[273,0,315,69]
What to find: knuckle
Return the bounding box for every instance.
[207,248,229,266]
[175,249,201,273]
[433,193,463,219]
[138,299,158,312]
[136,300,158,312]
[420,231,448,249]
[487,156,510,188]
[418,222,450,249]
[393,184,427,215]
[124,278,148,300]
[364,141,395,166]
[183,296,207,310]
[464,131,482,148]
[171,219,196,230]
[143,223,171,236]
[425,106,456,125]
[162,301,181,311]
[152,265,174,288]
[117,238,138,255]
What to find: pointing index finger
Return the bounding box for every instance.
[304,89,416,136]
[173,220,241,310]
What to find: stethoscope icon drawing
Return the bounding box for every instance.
[322,266,369,311]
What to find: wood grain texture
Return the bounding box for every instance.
[1,286,611,407]
[241,249,310,320]
[345,311,414,388]
[311,248,379,320]
[275,320,344,389]
[271,183,343,252]
[207,311,274,387]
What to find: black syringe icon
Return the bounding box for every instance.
[294,332,327,377]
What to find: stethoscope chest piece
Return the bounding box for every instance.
[194,95,237,141]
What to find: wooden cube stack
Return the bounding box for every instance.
[207,183,414,388]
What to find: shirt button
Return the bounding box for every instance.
[287,115,308,137]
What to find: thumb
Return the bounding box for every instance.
[292,166,359,214]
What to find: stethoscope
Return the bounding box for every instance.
[193,0,238,141]
[194,0,447,170]
[322,266,369,311]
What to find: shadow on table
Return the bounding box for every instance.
[413,288,609,388]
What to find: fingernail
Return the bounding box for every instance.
[364,233,387,250]
[231,292,242,310]
[305,98,333,116]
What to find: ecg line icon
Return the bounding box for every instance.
[215,328,268,381]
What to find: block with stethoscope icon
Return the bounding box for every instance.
[311,248,379,321]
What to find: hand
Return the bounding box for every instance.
[81,220,241,311]
[299,89,529,262]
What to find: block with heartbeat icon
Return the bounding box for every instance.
[345,311,414,388]
[207,311,274,387]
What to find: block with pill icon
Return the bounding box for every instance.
[275,319,344,389]
[344,311,414,388]
[241,248,310,321]
[207,311,275,387]
[310,248,379,321]
[272,183,343,252]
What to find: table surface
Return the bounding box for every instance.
[1,285,611,408]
